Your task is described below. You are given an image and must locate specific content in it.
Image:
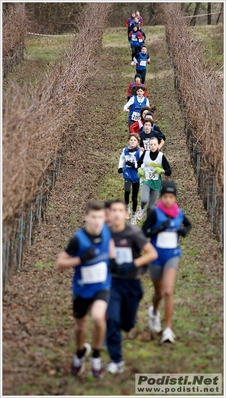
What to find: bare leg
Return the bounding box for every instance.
[75,316,87,350]
[162,267,177,328]
[152,278,163,314]
[90,300,108,349]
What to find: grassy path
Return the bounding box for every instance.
[3,26,223,396]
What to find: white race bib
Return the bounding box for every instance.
[131,111,140,121]
[81,262,107,284]
[115,247,133,265]
[143,139,150,150]
[140,60,146,66]
[156,232,178,249]
[145,167,158,180]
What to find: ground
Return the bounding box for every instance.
[3,25,223,396]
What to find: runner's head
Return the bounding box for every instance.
[84,200,105,235]
[134,73,142,84]
[132,24,138,32]
[160,181,177,208]
[141,45,147,54]
[140,106,152,120]
[128,133,140,148]
[143,119,153,134]
[143,112,154,124]
[110,200,128,227]
[149,137,159,152]
[136,86,145,98]
[104,200,113,227]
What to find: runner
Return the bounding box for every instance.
[106,199,158,374]
[139,119,165,151]
[118,134,143,224]
[124,86,150,131]
[134,45,151,84]
[55,200,114,378]
[126,73,147,101]
[141,181,192,343]
[137,136,171,220]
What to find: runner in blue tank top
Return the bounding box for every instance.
[118,134,143,225]
[142,181,192,344]
[124,86,150,131]
[55,200,115,378]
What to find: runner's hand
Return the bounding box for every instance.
[138,168,144,177]
[118,168,123,174]
[154,167,164,174]
[80,248,96,263]
[126,160,135,167]
[178,228,187,237]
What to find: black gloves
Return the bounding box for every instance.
[145,219,170,237]
[80,248,96,263]
[118,168,123,174]
[110,259,136,275]
[178,228,187,237]
[125,160,136,168]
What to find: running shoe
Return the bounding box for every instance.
[136,207,145,221]
[126,205,130,220]
[90,356,105,378]
[71,343,91,376]
[130,214,137,225]
[160,327,176,344]
[148,306,161,333]
[106,361,125,374]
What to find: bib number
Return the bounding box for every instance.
[115,247,133,265]
[131,111,140,121]
[140,60,146,66]
[145,168,158,180]
[81,262,107,284]
[156,232,178,249]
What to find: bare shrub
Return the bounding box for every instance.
[163,3,223,244]
[3,3,112,224]
[3,3,28,76]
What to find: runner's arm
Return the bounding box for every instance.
[134,241,158,267]
[55,236,81,270]
[124,97,134,111]
[162,155,171,176]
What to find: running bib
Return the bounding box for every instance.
[115,247,133,265]
[81,262,107,284]
[156,232,178,249]
[143,139,150,150]
[145,168,158,180]
[140,60,146,66]
[131,111,140,121]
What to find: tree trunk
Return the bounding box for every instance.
[190,3,201,26]
[216,3,223,24]
[207,3,211,25]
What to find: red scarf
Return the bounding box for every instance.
[156,201,179,218]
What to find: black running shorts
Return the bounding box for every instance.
[72,289,110,319]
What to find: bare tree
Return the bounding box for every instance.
[216,3,223,24]
[190,3,201,26]
[207,3,211,25]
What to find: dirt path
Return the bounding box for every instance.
[3,27,223,396]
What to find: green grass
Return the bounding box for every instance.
[24,35,73,63]
[3,24,223,396]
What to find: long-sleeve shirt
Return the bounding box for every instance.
[138,150,171,176]
[124,96,150,111]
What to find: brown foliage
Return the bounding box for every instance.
[3,3,112,224]
[162,3,223,243]
[3,3,28,76]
